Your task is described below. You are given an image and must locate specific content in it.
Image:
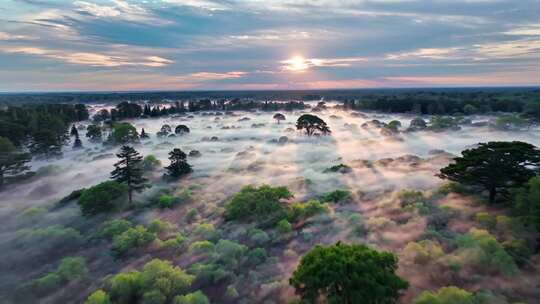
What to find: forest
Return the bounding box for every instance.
[1,93,540,304]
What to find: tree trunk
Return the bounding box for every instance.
[488,186,496,204]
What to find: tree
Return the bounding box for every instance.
[296,114,331,136]
[73,133,83,149]
[0,137,30,188]
[140,128,149,139]
[225,185,292,224]
[111,146,147,205]
[109,122,139,144]
[290,242,408,304]
[512,176,540,231]
[164,148,192,179]
[70,124,79,137]
[86,124,103,142]
[273,113,286,124]
[175,125,190,135]
[78,181,128,215]
[439,141,540,204]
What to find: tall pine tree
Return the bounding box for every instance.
[111,145,147,204]
[164,148,192,179]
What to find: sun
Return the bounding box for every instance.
[283,55,309,72]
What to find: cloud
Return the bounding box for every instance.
[281,56,366,71]
[1,46,174,67]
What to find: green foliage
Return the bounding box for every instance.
[413,286,475,304]
[225,185,292,224]
[455,228,518,276]
[189,241,215,255]
[475,212,496,230]
[164,148,192,179]
[277,219,293,233]
[437,182,469,195]
[512,176,540,231]
[163,233,186,251]
[86,124,103,142]
[110,122,139,144]
[99,219,133,239]
[439,141,540,204]
[105,259,195,304]
[402,240,444,265]
[185,208,198,223]
[85,290,111,304]
[429,116,459,130]
[502,239,532,267]
[78,181,128,215]
[247,228,270,245]
[463,104,478,115]
[193,223,219,241]
[33,273,62,294]
[20,207,46,217]
[247,247,267,266]
[214,239,248,268]
[296,114,331,136]
[16,225,83,255]
[0,136,30,188]
[56,256,88,281]
[494,114,528,130]
[172,291,210,304]
[148,219,172,234]
[287,200,327,222]
[111,145,148,205]
[321,189,351,203]
[397,189,426,207]
[112,225,156,256]
[158,195,176,209]
[290,242,408,303]
[142,155,161,171]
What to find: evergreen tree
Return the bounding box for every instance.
[73,133,83,149]
[140,128,149,139]
[86,124,103,142]
[70,124,79,137]
[164,148,192,179]
[0,137,30,188]
[111,146,147,204]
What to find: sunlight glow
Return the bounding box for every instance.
[282,55,309,72]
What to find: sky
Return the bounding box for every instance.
[0,0,539,92]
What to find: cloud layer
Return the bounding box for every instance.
[0,0,539,91]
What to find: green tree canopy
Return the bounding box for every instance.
[290,242,408,304]
[438,141,540,204]
[78,181,128,215]
[111,146,147,204]
[164,148,192,179]
[296,114,331,136]
[225,185,292,224]
[0,136,30,188]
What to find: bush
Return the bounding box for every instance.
[158,195,175,209]
[16,225,83,255]
[475,212,496,230]
[185,208,198,223]
[321,189,351,203]
[402,240,444,265]
[247,247,267,266]
[454,228,518,276]
[189,241,215,255]
[33,273,62,294]
[142,155,161,172]
[277,219,292,233]
[323,163,351,173]
[502,239,532,266]
[163,233,186,251]
[193,223,219,241]
[112,225,155,256]
[78,181,128,215]
[104,259,194,304]
[214,239,247,268]
[148,219,172,234]
[172,291,209,304]
[188,263,231,285]
[85,290,111,304]
[397,189,425,207]
[225,185,292,224]
[99,219,133,239]
[57,256,88,281]
[413,286,475,304]
[512,176,540,231]
[437,182,469,195]
[248,228,269,245]
[287,200,327,222]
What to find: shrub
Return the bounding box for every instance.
[402,240,444,265]
[247,247,267,266]
[163,233,186,251]
[366,217,395,231]
[189,241,215,255]
[33,273,62,294]
[185,208,198,223]
[397,189,425,207]
[78,181,128,215]
[148,219,172,234]
[502,239,532,266]
[105,259,194,304]
[112,225,155,256]
[172,291,209,304]
[277,219,293,233]
[413,286,475,304]
[16,225,83,255]
[188,263,231,285]
[437,182,469,195]
[214,239,247,268]
[142,155,161,172]
[323,163,351,173]
[287,200,327,222]
[110,122,139,144]
[248,228,270,245]
[99,219,133,239]
[20,207,46,217]
[475,212,496,230]
[85,290,111,304]
[158,195,175,209]
[321,189,351,203]
[225,185,292,224]
[57,256,88,280]
[512,176,540,231]
[193,223,219,241]
[455,228,518,276]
